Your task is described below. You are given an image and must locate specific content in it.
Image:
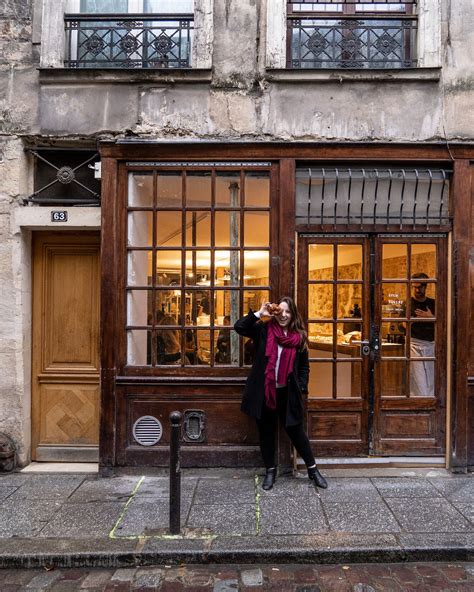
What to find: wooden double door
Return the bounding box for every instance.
[297,233,447,457]
[32,233,100,462]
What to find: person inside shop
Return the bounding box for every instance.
[410,272,435,396]
[155,309,182,365]
[234,297,328,491]
[215,315,231,364]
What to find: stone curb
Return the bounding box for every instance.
[0,541,472,569]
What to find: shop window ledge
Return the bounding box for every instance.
[265,67,441,83]
[38,67,212,85]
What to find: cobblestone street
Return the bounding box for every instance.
[0,562,473,591]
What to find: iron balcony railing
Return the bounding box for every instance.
[288,15,417,69]
[64,13,194,69]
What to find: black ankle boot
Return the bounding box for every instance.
[308,466,328,489]
[262,468,277,491]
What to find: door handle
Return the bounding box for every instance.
[351,340,370,356]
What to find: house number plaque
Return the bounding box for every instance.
[51,211,68,222]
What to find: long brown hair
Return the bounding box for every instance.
[278,296,308,351]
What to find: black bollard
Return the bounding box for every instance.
[169,411,182,535]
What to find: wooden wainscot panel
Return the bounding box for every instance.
[382,412,433,439]
[309,413,362,440]
[126,398,258,447]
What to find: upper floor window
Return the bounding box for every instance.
[287,1,417,69]
[65,0,195,68]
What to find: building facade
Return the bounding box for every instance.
[0,0,473,473]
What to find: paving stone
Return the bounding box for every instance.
[80,569,115,588]
[131,567,163,588]
[0,485,17,501]
[9,475,85,501]
[371,477,443,498]
[317,478,382,502]
[322,501,401,533]
[111,568,136,582]
[213,579,238,591]
[453,502,474,524]
[0,499,62,536]
[134,476,197,499]
[25,570,62,589]
[385,498,472,532]
[117,495,192,537]
[193,477,255,505]
[241,568,263,586]
[38,502,126,538]
[429,476,474,502]
[0,474,31,486]
[259,496,328,535]
[69,477,141,503]
[186,502,256,535]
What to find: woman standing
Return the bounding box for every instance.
[234,297,327,491]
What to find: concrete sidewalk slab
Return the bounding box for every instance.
[0,468,472,568]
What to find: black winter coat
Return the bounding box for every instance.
[234,312,310,427]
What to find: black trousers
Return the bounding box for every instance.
[256,387,315,469]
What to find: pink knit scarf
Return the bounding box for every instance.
[264,319,301,410]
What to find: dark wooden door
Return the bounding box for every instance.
[298,234,447,457]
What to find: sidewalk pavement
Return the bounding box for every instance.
[0,467,472,569]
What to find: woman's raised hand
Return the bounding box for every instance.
[258,301,273,318]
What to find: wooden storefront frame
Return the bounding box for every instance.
[98,142,473,474]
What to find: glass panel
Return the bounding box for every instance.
[381,283,407,318]
[215,211,240,247]
[144,0,194,12]
[410,361,435,397]
[308,362,333,398]
[337,284,362,319]
[80,0,127,12]
[215,172,241,207]
[409,282,436,322]
[186,172,211,207]
[244,172,270,207]
[337,245,362,280]
[185,211,210,246]
[382,244,407,279]
[185,251,211,286]
[411,244,437,278]
[214,329,239,365]
[309,244,333,280]
[127,211,153,247]
[308,323,333,358]
[157,173,182,208]
[128,173,153,207]
[156,289,182,324]
[339,311,362,338]
[244,251,269,286]
[337,362,361,398]
[184,327,199,365]
[380,361,407,397]
[215,251,240,286]
[244,211,269,247]
[156,251,182,286]
[409,329,435,356]
[243,289,269,315]
[127,251,152,287]
[308,284,333,319]
[127,330,151,366]
[194,290,211,325]
[195,329,211,365]
[381,321,406,355]
[127,290,150,326]
[337,323,362,358]
[156,211,182,247]
[155,329,182,365]
[214,290,240,327]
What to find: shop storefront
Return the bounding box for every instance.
[93,142,471,474]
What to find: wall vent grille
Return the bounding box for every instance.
[132,415,163,446]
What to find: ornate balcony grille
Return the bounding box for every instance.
[287,1,417,69]
[64,13,193,68]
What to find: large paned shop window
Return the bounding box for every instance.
[287,1,417,69]
[65,1,194,68]
[127,167,271,367]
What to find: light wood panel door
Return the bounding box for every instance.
[32,233,100,461]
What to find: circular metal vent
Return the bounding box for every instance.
[132,416,163,446]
